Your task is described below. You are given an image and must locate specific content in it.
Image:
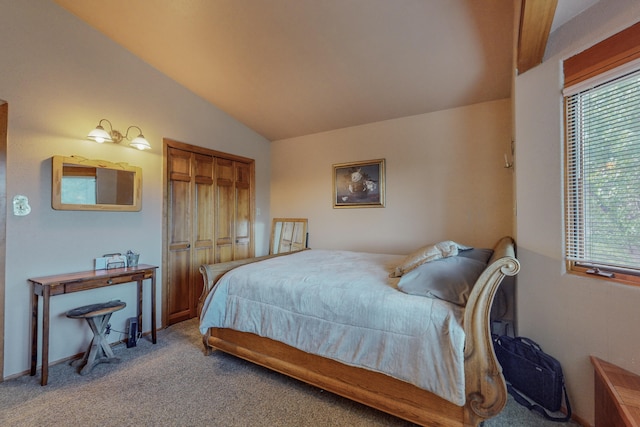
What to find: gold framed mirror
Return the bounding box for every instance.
[270,218,308,254]
[51,155,142,211]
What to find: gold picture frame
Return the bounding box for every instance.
[333,159,385,208]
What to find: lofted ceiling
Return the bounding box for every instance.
[53,0,594,141]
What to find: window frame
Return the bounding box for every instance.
[563,22,640,287]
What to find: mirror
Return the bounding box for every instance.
[270,218,308,254]
[52,155,142,211]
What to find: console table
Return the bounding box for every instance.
[28,264,158,385]
[591,356,640,426]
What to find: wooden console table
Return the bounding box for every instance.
[28,264,158,385]
[591,356,640,426]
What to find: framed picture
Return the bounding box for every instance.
[333,159,385,208]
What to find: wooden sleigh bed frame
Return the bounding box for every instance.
[198,237,520,427]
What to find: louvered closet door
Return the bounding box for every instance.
[167,147,214,324]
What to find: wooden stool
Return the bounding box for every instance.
[66,300,126,375]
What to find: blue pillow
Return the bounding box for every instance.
[397,255,487,306]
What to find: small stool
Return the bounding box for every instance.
[66,300,126,375]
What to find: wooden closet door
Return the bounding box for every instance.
[167,148,214,324]
[192,153,215,316]
[234,161,252,260]
[214,158,235,263]
[164,139,255,326]
[214,158,252,262]
[167,147,192,324]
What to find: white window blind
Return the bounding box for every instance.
[565,68,640,273]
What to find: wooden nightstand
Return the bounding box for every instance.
[591,356,640,426]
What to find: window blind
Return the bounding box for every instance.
[565,69,640,272]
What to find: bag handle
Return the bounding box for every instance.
[493,335,543,352]
[513,336,542,351]
[507,383,572,422]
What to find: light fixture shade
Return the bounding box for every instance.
[129,135,151,150]
[87,126,112,143]
[87,119,151,150]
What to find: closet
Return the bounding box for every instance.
[164,139,254,325]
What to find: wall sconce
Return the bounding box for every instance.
[503,153,514,169]
[87,118,151,150]
[504,139,514,169]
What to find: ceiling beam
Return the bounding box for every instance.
[517,0,558,74]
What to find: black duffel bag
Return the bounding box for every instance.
[493,335,571,422]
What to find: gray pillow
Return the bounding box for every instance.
[457,248,494,264]
[397,256,487,306]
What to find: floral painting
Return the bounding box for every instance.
[333,159,385,208]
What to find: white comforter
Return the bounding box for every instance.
[199,249,467,405]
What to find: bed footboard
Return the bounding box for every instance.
[463,236,520,425]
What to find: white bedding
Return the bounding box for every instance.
[199,249,467,406]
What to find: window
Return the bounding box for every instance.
[563,22,640,285]
[565,67,640,281]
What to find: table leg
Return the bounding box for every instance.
[151,272,157,344]
[137,279,143,342]
[41,286,50,386]
[30,289,38,376]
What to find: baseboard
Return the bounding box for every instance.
[1,327,164,382]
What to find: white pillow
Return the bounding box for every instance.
[390,240,468,278]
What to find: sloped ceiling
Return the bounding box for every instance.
[52,1,583,141]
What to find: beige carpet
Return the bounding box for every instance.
[0,319,580,426]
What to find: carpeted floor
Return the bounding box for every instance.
[0,319,580,426]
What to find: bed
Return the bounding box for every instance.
[198,236,519,426]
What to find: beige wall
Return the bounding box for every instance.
[515,0,640,424]
[0,0,271,378]
[271,99,514,254]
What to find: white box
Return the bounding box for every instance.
[94,257,108,270]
